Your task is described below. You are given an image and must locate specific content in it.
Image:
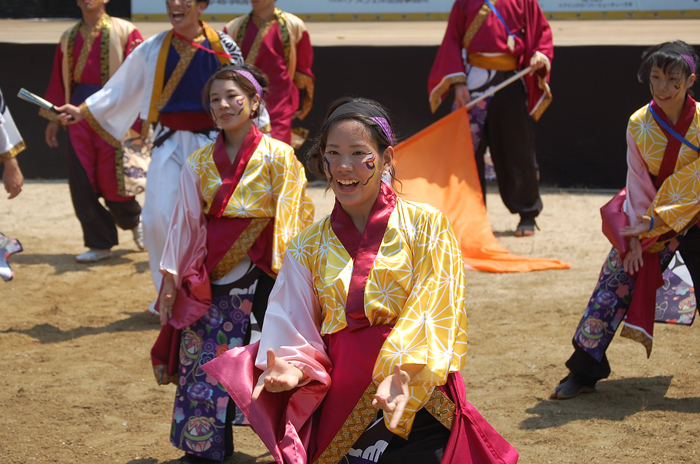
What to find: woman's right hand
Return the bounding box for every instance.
[54,104,84,125]
[158,272,177,326]
[623,237,643,274]
[251,348,304,400]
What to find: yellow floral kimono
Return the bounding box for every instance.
[285,188,469,437]
[627,98,700,237]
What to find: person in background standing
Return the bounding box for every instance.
[43,0,145,263]
[224,0,314,145]
[429,0,553,237]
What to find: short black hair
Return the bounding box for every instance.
[638,41,698,86]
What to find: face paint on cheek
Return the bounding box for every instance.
[324,155,333,182]
[362,152,377,186]
[234,96,247,115]
[673,82,683,99]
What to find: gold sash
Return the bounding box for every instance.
[466,52,518,71]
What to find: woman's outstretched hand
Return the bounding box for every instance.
[623,236,644,275]
[620,214,653,237]
[372,364,411,430]
[252,348,304,400]
[158,272,177,326]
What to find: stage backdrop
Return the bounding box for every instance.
[0,43,661,189]
[129,0,700,20]
[0,0,129,19]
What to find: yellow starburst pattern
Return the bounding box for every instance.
[288,197,468,438]
[628,104,700,237]
[187,135,314,274]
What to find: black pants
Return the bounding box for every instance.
[65,142,141,250]
[566,226,700,385]
[475,71,543,219]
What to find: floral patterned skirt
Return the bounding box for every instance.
[573,245,677,362]
[170,265,259,461]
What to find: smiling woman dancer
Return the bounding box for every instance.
[202,97,518,464]
[154,63,313,463]
[551,41,700,399]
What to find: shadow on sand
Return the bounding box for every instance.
[11,249,148,275]
[521,376,700,430]
[0,311,159,344]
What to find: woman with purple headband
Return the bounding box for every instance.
[551,41,700,400]
[152,62,314,463]
[202,97,518,463]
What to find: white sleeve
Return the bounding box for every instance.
[255,250,332,384]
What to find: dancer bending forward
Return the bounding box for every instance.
[203,97,518,464]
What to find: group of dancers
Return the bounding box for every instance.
[1,0,699,463]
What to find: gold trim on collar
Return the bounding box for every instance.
[73,14,111,85]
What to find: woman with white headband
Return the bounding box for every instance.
[153,62,314,463]
[203,97,518,464]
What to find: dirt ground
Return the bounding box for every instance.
[0,182,698,464]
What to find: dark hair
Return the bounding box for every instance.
[196,0,210,5]
[202,63,268,119]
[306,97,400,189]
[638,41,698,95]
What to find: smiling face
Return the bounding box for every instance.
[166,0,205,31]
[650,64,696,112]
[324,119,393,220]
[209,78,259,134]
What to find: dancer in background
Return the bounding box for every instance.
[429,0,553,237]
[203,97,518,464]
[552,41,700,399]
[224,0,314,144]
[154,63,313,463]
[43,0,144,263]
[0,87,25,281]
[56,0,266,314]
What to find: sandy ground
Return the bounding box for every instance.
[0,182,699,464]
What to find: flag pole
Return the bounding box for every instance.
[465,66,532,110]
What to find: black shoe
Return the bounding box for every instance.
[514,216,538,237]
[550,373,596,400]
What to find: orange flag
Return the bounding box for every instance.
[393,107,570,273]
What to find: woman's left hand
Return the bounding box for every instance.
[620,214,652,237]
[372,364,410,430]
[623,237,644,274]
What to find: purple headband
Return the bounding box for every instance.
[323,101,395,145]
[682,54,696,73]
[369,117,395,145]
[234,69,264,98]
